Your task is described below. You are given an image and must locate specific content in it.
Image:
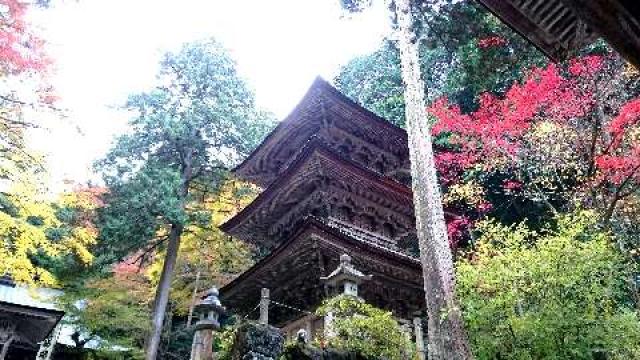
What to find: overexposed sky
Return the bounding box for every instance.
[28,0,391,190]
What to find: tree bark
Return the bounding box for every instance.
[145,222,184,360]
[394,0,473,358]
[146,148,193,360]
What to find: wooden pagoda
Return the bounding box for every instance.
[219,78,425,337]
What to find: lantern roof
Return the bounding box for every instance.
[320,254,372,287]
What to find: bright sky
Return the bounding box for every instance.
[28,0,391,190]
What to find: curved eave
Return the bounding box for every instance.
[220,216,420,299]
[233,76,408,187]
[219,138,412,241]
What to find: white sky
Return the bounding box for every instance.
[27,0,391,190]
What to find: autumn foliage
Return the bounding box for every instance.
[0,0,49,74]
[429,54,640,249]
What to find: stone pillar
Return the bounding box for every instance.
[413,317,425,360]
[259,288,270,325]
[190,287,224,360]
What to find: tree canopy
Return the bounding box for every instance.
[93,38,274,359]
[457,211,640,359]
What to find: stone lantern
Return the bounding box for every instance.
[190,287,225,360]
[320,254,371,338]
[320,254,372,299]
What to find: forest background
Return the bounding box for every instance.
[1,0,639,359]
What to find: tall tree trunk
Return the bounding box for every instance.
[146,149,193,360]
[394,0,473,358]
[145,223,184,360]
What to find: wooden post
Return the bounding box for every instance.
[0,335,14,360]
[259,288,270,325]
[413,317,425,360]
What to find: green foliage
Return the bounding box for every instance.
[146,180,256,314]
[456,211,640,359]
[95,37,274,265]
[83,38,274,358]
[96,166,186,264]
[335,40,449,128]
[213,324,237,360]
[335,1,547,126]
[59,273,151,358]
[316,295,415,360]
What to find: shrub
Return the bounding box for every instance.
[316,295,415,360]
[457,211,640,359]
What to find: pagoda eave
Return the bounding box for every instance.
[220,217,423,326]
[233,77,410,187]
[477,0,640,68]
[221,140,415,251]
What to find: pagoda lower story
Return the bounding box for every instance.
[219,78,424,339]
[222,217,424,335]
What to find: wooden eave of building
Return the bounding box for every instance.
[0,300,64,346]
[220,216,423,326]
[233,77,410,188]
[477,0,640,68]
[477,0,597,61]
[220,139,415,250]
[559,0,640,68]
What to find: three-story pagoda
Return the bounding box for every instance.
[219,78,424,337]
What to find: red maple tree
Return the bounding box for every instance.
[429,53,640,246]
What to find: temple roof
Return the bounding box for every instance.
[221,139,415,250]
[477,0,597,61]
[0,300,64,346]
[220,217,423,325]
[477,0,640,67]
[233,77,410,187]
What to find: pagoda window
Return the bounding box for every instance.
[338,138,354,157]
[357,214,377,232]
[382,222,396,239]
[336,205,354,222]
[356,152,370,166]
[395,171,412,187]
[398,233,420,257]
[311,206,328,218]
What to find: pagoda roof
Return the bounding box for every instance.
[234,77,409,187]
[220,139,414,249]
[220,217,423,325]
